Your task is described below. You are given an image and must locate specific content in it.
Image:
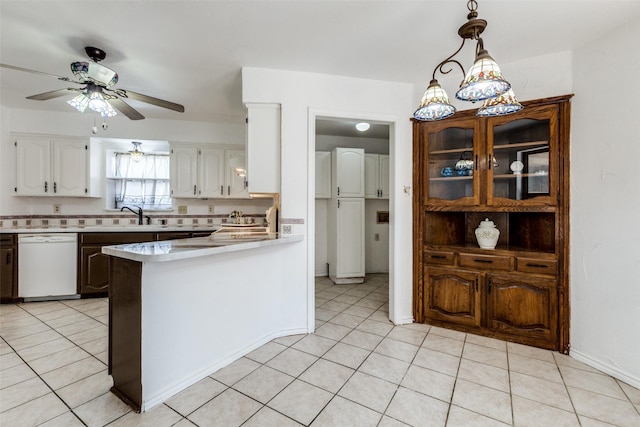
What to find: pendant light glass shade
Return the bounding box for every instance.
[476,89,523,117]
[455,49,510,102]
[67,94,90,112]
[414,79,456,121]
[87,91,117,118]
[129,141,143,162]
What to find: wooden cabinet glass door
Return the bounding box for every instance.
[486,105,558,206]
[423,118,480,206]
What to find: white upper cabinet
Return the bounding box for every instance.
[364,154,390,199]
[246,103,280,194]
[15,134,97,197]
[198,147,225,198]
[315,151,331,199]
[332,147,364,198]
[170,144,247,199]
[225,149,249,198]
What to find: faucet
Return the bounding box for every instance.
[120,206,143,225]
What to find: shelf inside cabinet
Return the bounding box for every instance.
[493,140,548,151]
[430,147,475,155]
[430,176,474,182]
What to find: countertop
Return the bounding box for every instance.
[0,225,221,234]
[102,234,304,263]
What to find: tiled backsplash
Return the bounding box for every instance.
[0,214,266,229]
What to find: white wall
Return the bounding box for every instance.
[569,20,640,388]
[0,107,269,217]
[243,67,415,325]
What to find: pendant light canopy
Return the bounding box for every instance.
[414,0,521,121]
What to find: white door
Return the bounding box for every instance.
[170,146,198,198]
[335,198,365,278]
[379,154,390,199]
[332,147,364,198]
[198,147,225,198]
[364,154,379,199]
[16,137,50,196]
[225,149,249,198]
[53,139,87,196]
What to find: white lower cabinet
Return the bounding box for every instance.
[327,197,365,284]
[170,144,248,199]
[14,134,97,197]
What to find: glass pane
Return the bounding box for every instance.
[491,118,550,201]
[428,127,474,201]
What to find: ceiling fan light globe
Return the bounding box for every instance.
[67,94,89,112]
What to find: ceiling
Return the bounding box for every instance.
[1,1,639,135]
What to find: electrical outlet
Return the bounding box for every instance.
[208,205,214,214]
[282,225,292,235]
[178,206,188,214]
[374,233,380,241]
[53,204,61,213]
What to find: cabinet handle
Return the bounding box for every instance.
[338,199,340,208]
[193,185,197,195]
[475,154,478,170]
[220,185,223,195]
[526,263,549,268]
[53,182,57,193]
[44,181,48,193]
[474,258,493,264]
[475,277,478,292]
[337,186,340,196]
[488,154,493,170]
[227,185,230,196]
[430,255,446,259]
[488,277,493,293]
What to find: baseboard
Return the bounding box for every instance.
[570,349,640,389]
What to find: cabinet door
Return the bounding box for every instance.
[0,247,17,302]
[486,105,558,207]
[15,137,51,195]
[225,149,249,198]
[198,147,225,198]
[420,118,480,206]
[424,267,481,327]
[364,154,379,199]
[486,273,557,346]
[315,152,331,198]
[80,245,110,296]
[333,198,365,278]
[379,155,390,199]
[170,146,198,198]
[332,148,364,198]
[53,139,87,196]
[246,103,280,193]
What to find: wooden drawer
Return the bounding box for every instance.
[516,257,557,275]
[80,232,155,245]
[459,253,512,271]
[423,250,455,266]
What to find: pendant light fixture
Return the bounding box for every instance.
[129,141,144,163]
[414,0,522,121]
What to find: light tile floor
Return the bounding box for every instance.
[1,274,639,426]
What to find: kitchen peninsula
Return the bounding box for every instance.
[102,233,304,412]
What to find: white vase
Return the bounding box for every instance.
[475,218,500,249]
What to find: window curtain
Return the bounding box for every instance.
[114,153,171,210]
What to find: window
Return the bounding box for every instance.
[112,153,172,210]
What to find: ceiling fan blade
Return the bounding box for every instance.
[114,88,185,113]
[26,88,77,100]
[1,63,83,84]
[109,97,145,120]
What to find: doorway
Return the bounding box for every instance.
[310,114,393,326]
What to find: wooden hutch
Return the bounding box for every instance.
[412,94,572,352]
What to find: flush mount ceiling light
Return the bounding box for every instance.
[129,141,144,162]
[414,0,522,121]
[355,122,371,132]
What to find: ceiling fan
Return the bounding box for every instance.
[0,46,185,120]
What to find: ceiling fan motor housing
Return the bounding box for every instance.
[70,61,118,87]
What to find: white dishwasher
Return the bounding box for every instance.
[18,233,79,301]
